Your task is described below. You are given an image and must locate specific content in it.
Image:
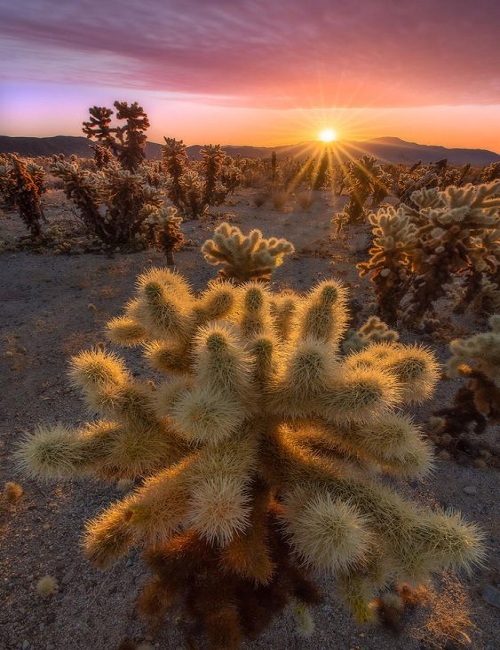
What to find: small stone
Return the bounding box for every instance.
[482,585,500,609]
[62,570,74,585]
[22,641,29,650]
[463,485,477,495]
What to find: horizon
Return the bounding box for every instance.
[2,132,500,155]
[1,1,500,153]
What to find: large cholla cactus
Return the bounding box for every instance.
[201,223,295,282]
[18,262,485,648]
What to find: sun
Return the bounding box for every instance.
[318,128,338,143]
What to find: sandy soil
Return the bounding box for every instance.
[0,188,499,650]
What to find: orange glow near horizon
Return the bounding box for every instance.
[1,84,500,154]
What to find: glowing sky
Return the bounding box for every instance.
[1,0,499,151]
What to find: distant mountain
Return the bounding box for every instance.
[1,134,499,166]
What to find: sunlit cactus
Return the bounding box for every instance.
[432,315,500,447]
[0,154,46,238]
[342,316,399,354]
[359,181,500,326]
[50,158,163,248]
[18,235,485,648]
[201,222,295,282]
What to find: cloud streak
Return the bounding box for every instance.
[1,0,500,108]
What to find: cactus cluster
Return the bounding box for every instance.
[50,158,163,248]
[162,139,240,219]
[201,223,295,282]
[359,181,500,325]
[17,232,485,647]
[336,155,391,227]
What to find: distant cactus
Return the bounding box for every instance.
[0,154,46,238]
[336,156,390,226]
[140,205,184,265]
[201,223,294,282]
[51,158,162,248]
[162,140,236,219]
[342,316,399,354]
[82,101,150,172]
[357,207,415,323]
[17,242,485,647]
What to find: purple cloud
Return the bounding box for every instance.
[1,0,500,107]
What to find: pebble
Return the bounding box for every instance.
[22,641,29,650]
[463,485,477,495]
[483,585,500,609]
[62,569,74,585]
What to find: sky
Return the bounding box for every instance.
[1,0,500,152]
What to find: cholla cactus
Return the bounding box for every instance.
[481,161,500,183]
[342,316,399,354]
[18,255,485,648]
[445,315,500,424]
[0,154,46,238]
[357,207,415,323]
[161,140,235,219]
[201,223,295,282]
[140,205,184,265]
[401,182,500,324]
[432,316,500,463]
[359,181,500,326]
[337,156,390,225]
[82,101,150,172]
[51,158,162,248]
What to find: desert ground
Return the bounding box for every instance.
[1,187,499,650]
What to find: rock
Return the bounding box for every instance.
[463,485,478,495]
[22,641,29,650]
[62,569,74,585]
[483,585,500,609]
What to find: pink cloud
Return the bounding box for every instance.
[1,0,500,108]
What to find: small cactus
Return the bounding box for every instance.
[36,575,59,597]
[201,223,294,282]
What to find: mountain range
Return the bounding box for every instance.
[1,134,499,166]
